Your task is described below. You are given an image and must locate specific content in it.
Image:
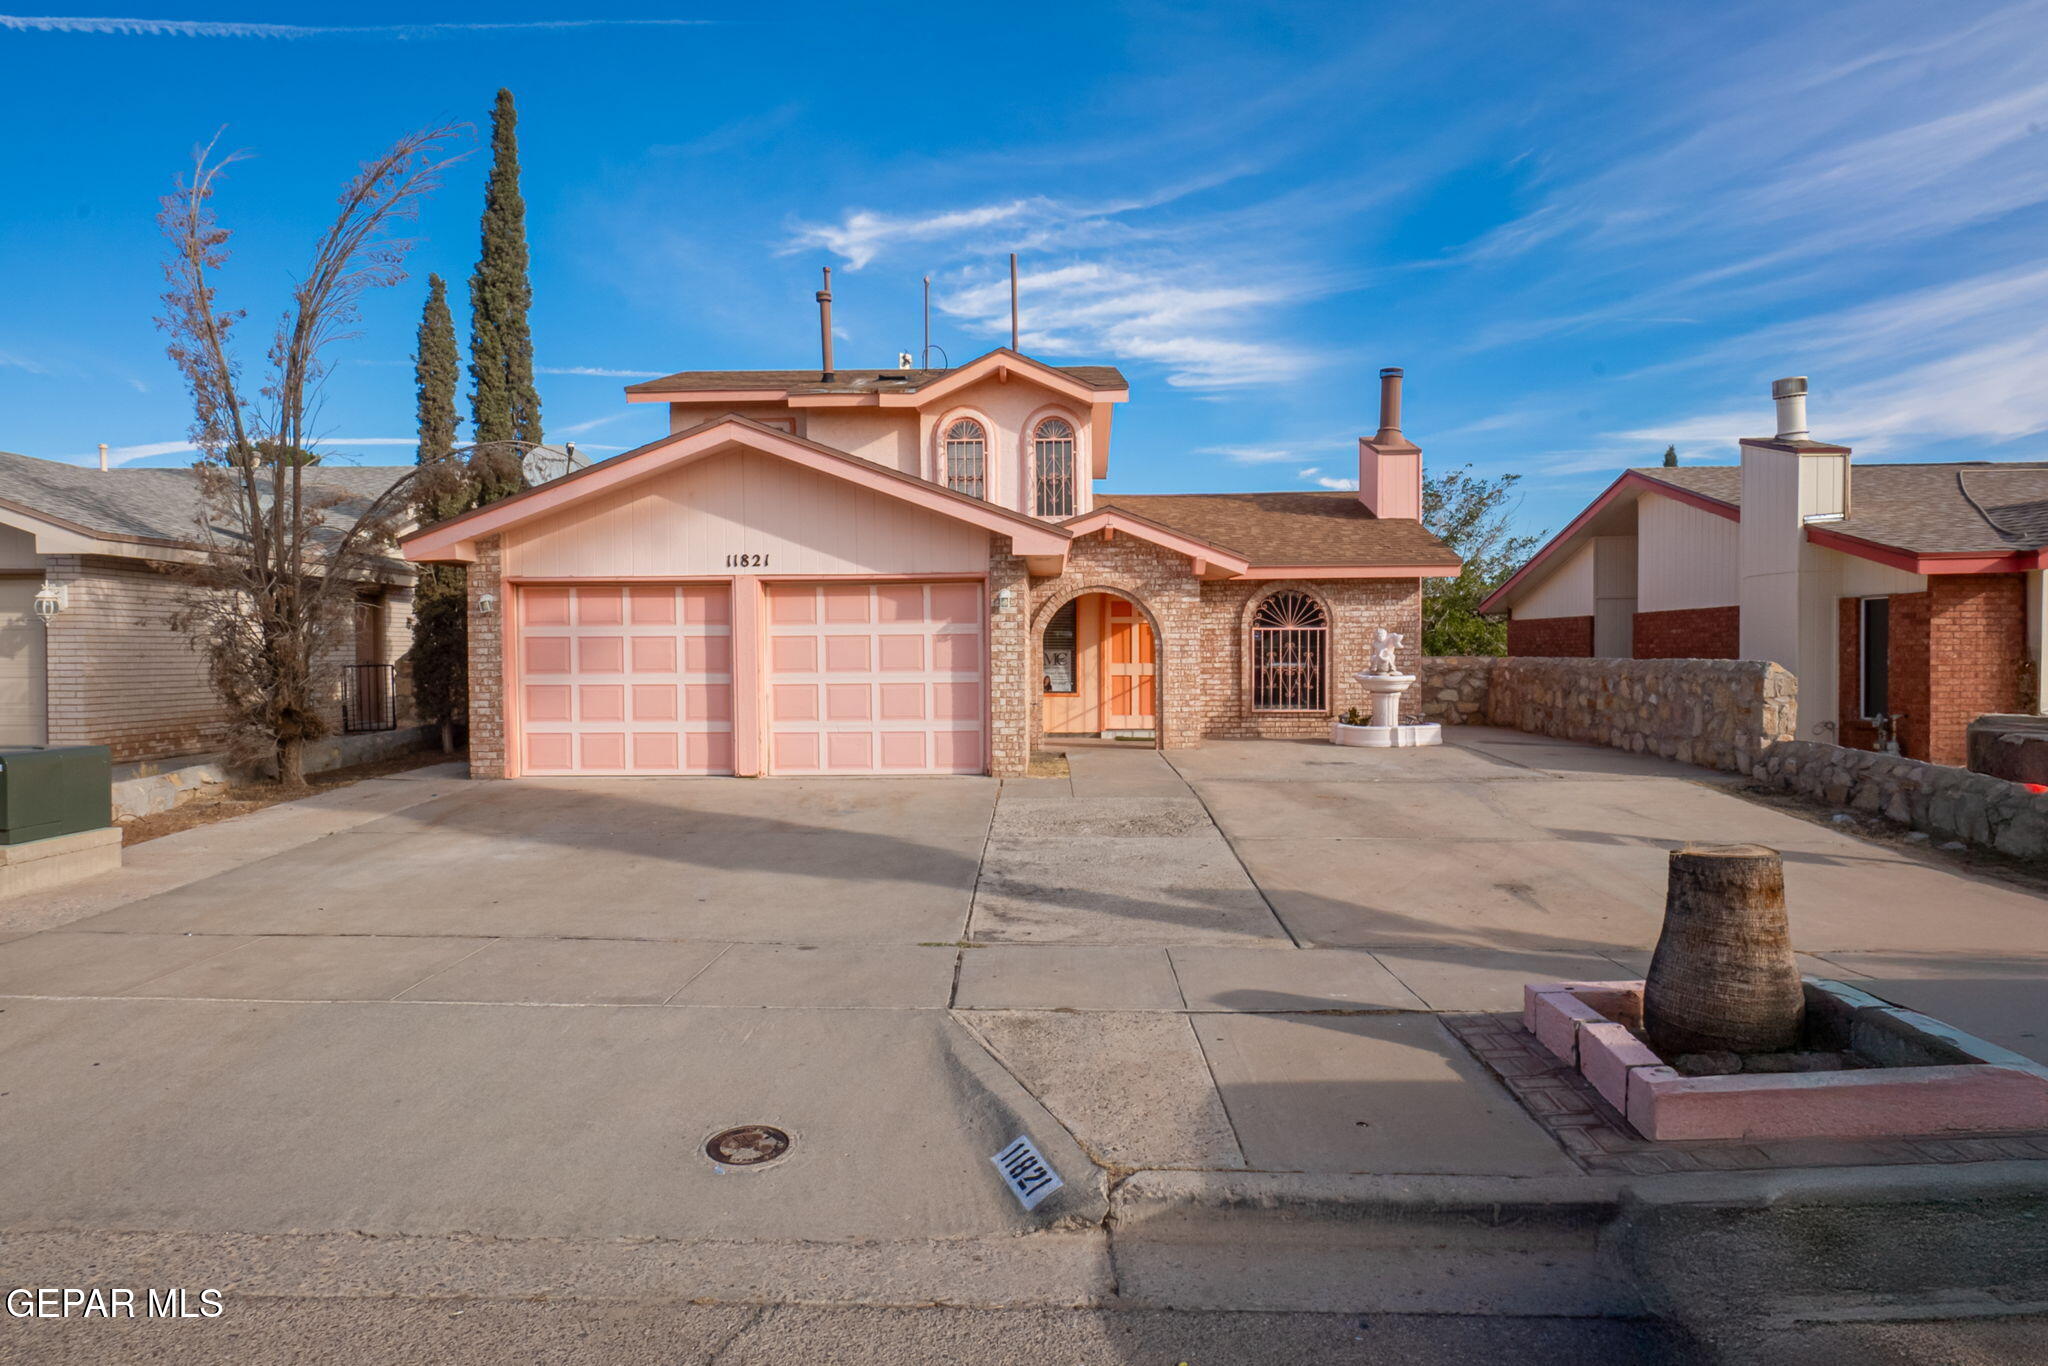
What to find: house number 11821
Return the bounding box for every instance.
[725,553,770,568]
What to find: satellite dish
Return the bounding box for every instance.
[520,442,590,487]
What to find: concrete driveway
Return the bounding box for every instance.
[1,729,2045,1319]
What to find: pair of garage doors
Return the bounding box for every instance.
[517,581,985,776]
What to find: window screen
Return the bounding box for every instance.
[1860,597,1890,718]
[1043,600,1078,693]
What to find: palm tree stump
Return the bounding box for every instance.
[1644,844,1805,1056]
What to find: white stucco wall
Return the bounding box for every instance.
[1637,493,1739,613]
[1515,540,1596,620]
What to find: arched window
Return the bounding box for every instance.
[1251,591,1328,712]
[1032,417,1077,518]
[943,418,987,499]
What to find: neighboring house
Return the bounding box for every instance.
[1479,379,2048,766]
[0,450,418,762]
[401,350,1460,779]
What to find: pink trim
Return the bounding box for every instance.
[1063,508,1252,575]
[731,578,763,777]
[1479,471,1738,615]
[1237,563,1461,580]
[873,348,1129,410]
[401,416,1070,561]
[503,573,987,585]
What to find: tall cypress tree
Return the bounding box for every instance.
[1662,444,1679,468]
[469,87,541,502]
[412,274,469,752]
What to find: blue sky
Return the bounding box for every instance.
[3,2,2047,539]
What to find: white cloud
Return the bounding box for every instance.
[0,351,48,375]
[1297,465,1357,491]
[537,366,666,379]
[0,15,718,39]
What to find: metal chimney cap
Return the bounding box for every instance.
[1380,367,1404,379]
[1770,376,1808,399]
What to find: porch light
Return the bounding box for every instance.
[476,593,497,615]
[31,583,65,621]
[993,588,1015,614]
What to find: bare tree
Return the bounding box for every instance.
[158,125,470,787]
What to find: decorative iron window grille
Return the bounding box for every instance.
[944,418,987,499]
[1043,600,1078,693]
[1033,417,1077,518]
[1251,591,1328,712]
[341,662,398,733]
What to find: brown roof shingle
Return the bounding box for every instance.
[1633,461,2048,555]
[1091,491,1460,569]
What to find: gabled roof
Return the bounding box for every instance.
[400,413,1072,562]
[1482,458,2048,615]
[1093,491,1461,573]
[0,449,411,557]
[624,350,1127,400]
[1637,461,2048,556]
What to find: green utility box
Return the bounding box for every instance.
[0,746,113,845]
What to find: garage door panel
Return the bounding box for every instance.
[517,583,732,776]
[766,581,985,776]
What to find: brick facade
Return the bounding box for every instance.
[43,555,224,762]
[38,555,415,765]
[1506,615,1594,658]
[466,536,508,778]
[464,528,1428,781]
[1010,528,1424,766]
[1631,605,1739,660]
[1836,574,2026,766]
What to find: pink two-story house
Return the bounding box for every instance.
[401,349,1459,778]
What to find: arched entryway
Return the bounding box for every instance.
[1030,586,1165,752]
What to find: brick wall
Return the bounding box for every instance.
[1836,576,2022,767]
[987,536,1031,777]
[1506,615,1594,657]
[1022,532,1204,757]
[466,536,507,778]
[1018,530,1425,753]
[1631,605,1739,660]
[1195,578,1421,737]
[43,555,225,762]
[1927,575,2027,767]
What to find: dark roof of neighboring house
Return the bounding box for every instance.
[624,364,1129,397]
[1092,491,1461,568]
[1632,461,2048,555]
[0,449,412,551]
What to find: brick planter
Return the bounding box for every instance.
[1523,979,2048,1142]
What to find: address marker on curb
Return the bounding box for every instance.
[991,1135,1062,1210]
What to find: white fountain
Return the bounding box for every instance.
[1331,628,1442,748]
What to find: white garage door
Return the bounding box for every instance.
[765,581,985,774]
[517,583,733,775]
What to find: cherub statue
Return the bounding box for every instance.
[1368,627,1403,676]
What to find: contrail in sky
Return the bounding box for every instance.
[0,15,719,39]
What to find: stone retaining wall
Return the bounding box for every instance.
[1417,656,1796,775]
[1752,739,2048,860]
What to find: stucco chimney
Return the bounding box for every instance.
[1737,372,1853,742]
[1358,367,1422,520]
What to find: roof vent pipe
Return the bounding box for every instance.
[1375,367,1404,442]
[1772,376,1808,440]
[816,266,835,382]
[98,442,108,472]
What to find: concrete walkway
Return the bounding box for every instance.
[1,731,2045,1327]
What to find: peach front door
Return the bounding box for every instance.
[517,583,734,775]
[765,581,985,774]
[1103,598,1156,731]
